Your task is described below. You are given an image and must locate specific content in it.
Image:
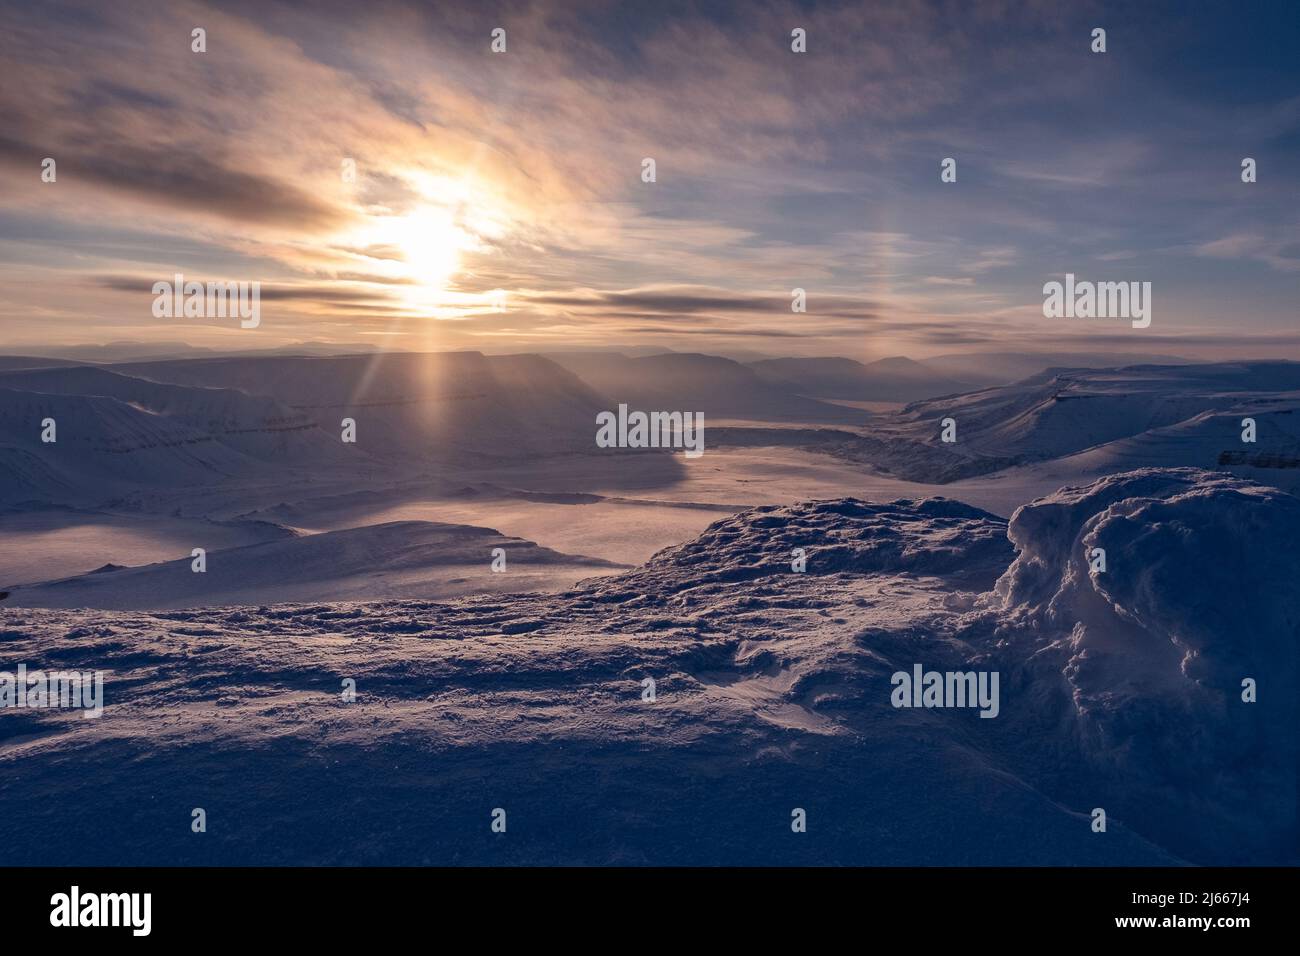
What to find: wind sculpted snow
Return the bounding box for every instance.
[0,469,1292,865]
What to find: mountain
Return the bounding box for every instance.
[0,365,354,508]
[1,467,1291,865]
[922,350,1195,386]
[858,361,1300,483]
[546,352,869,423]
[747,355,973,402]
[0,356,88,372]
[21,340,224,364]
[113,351,615,462]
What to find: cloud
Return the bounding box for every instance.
[92,274,397,306]
[1195,234,1300,272]
[0,136,343,231]
[0,0,1296,357]
[959,247,1019,274]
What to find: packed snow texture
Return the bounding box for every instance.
[1,467,1292,865]
[981,468,1298,864]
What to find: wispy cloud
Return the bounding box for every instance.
[0,0,1296,359]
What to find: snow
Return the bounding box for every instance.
[4,520,625,609]
[0,368,355,508]
[976,468,1298,864]
[2,467,1291,865]
[860,361,1300,483]
[1,354,1296,865]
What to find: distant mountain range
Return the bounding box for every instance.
[545,351,869,422]
[921,350,1195,386]
[747,355,973,402]
[5,351,1296,514]
[873,360,1300,483]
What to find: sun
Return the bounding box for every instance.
[348,205,480,303]
[339,174,512,314]
[373,205,470,293]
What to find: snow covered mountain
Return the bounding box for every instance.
[922,350,1196,387]
[0,352,676,510]
[1,466,1290,865]
[856,361,1300,484]
[112,351,613,463]
[0,366,354,508]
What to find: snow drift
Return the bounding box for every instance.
[3,520,626,609]
[977,467,1298,863]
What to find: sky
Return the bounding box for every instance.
[0,0,1296,362]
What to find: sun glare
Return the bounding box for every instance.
[375,206,469,292]
[340,173,514,315]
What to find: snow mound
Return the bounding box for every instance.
[597,496,1013,596]
[992,467,1298,670]
[982,467,1298,861]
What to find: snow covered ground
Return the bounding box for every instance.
[1,355,1295,865]
[0,467,1292,865]
[6,355,1299,598]
[2,520,626,609]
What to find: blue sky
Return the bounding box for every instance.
[0,0,1295,360]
